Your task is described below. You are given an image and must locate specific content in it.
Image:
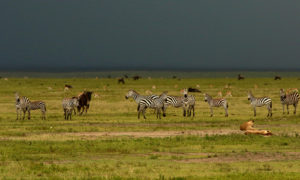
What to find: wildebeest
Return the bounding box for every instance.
[188,87,201,93]
[124,74,129,79]
[118,78,125,84]
[133,75,141,80]
[238,74,245,80]
[65,84,73,89]
[274,76,281,80]
[77,91,93,115]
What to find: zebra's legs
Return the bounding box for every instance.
[210,107,213,117]
[293,103,297,114]
[224,106,228,117]
[253,107,256,117]
[64,109,67,120]
[22,109,26,120]
[287,105,289,114]
[192,106,195,117]
[267,105,272,117]
[157,108,161,119]
[142,109,146,119]
[282,104,285,114]
[16,109,19,120]
[183,108,186,117]
[27,110,31,120]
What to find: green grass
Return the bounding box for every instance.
[0,75,300,179]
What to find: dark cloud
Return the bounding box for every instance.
[0,1,300,70]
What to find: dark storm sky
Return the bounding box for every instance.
[1,1,300,70]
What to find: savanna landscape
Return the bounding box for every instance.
[0,72,300,179]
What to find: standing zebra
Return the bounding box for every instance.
[204,93,228,117]
[62,97,79,120]
[138,91,168,119]
[183,88,196,117]
[15,93,31,120]
[280,89,299,114]
[163,93,188,117]
[29,101,47,120]
[247,91,272,117]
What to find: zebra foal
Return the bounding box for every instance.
[138,91,168,119]
[204,93,228,117]
[62,97,79,120]
[280,89,299,114]
[247,91,272,117]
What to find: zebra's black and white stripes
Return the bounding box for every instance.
[248,91,272,117]
[280,89,299,115]
[183,89,195,117]
[138,91,168,119]
[125,90,158,103]
[204,93,228,117]
[29,101,47,120]
[62,97,79,120]
[15,93,31,120]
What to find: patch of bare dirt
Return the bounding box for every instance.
[0,129,241,141]
[178,152,300,163]
[65,129,240,138]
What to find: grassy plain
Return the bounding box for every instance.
[0,75,300,179]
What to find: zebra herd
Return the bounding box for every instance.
[126,89,300,119]
[14,88,300,120]
[15,91,93,120]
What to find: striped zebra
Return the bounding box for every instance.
[15,93,31,120]
[138,91,168,119]
[204,93,228,117]
[247,91,272,117]
[183,88,195,117]
[280,89,299,114]
[29,101,47,120]
[125,90,158,103]
[62,97,79,120]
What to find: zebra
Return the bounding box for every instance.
[247,91,272,117]
[204,93,228,117]
[62,97,79,120]
[183,88,195,117]
[163,94,187,117]
[138,91,168,119]
[125,90,158,103]
[29,101,47,120]
[15,93,31,120]
[280,89,299,114]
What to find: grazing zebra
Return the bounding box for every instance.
[280,89,299,114]
[15,93,31,120]
[204,93,228,117]
[62,97,79,120]
[183,88,196,117]
[138,91,168,119]
[247,91,272,117]
[29,101,47,120]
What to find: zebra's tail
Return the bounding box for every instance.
[227,103,229,108]
[270,101,272,108]
[137,104,140,111]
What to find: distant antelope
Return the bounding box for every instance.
[118,78,125,84]
[217,91,223,97]
[225,91,232,97]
